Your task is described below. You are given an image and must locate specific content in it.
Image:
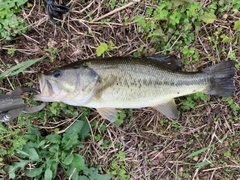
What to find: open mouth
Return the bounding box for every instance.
[39,74,45,93]
[34,74,54,101]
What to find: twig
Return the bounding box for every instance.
[55,113,83,134]
[192,122,217,180]
[22,33,40,44]
[69,168,76,180]
[91,1,137,23]
[198,35,209,54]
[203,165,240,172]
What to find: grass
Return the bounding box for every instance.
[0,0,240,179]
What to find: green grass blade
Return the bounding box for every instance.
[194,160,211,168]
[0,57,44,80]
[186,145,214,158]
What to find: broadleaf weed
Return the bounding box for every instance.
[0,0,28,40]
[134,1,202,52]
[6,118,113,179]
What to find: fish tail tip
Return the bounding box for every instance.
[204,60,235,97]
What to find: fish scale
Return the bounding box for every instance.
[34,55,235,122]
[85,66,209,108]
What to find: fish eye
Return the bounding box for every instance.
[53,70,61,78]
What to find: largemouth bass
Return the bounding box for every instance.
[34,55,235,122]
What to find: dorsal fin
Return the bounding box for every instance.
[147,54,182,71]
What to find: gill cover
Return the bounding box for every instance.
[35,63,100,106]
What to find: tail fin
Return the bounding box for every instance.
[203,60,235,97]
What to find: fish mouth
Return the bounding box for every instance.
[39,74,45,93]
[34,74,54,102]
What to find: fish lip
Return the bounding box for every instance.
[39,74,45,93]
[34,74,53,101]
[33,74,46,100]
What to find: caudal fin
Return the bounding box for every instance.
[203,60,235,97]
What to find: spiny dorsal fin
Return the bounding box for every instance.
[147,54,182,71]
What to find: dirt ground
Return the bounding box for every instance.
[0,0,240,179]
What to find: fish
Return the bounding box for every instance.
[34,55,235,122]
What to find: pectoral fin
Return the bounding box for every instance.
[95,76,117,99]
[97,108,117,122]
[152,99,179,119]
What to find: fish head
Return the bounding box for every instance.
[34,65,100,105]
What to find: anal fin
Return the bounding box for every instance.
[152,99,179,119]
[97,108,117,122]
